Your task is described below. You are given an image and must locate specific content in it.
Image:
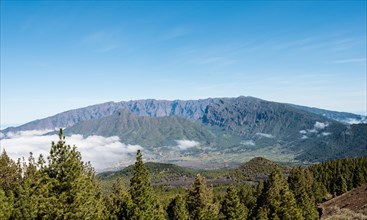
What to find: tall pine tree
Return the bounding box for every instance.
[288,167,318,220]
[42,129,107,219]
[10,153,46,219]
[0,150,22,194]
[106,178,133,220]
[255,168,304,220]
[167,195,189,220]
[238,184,256,217]
[0,187,12,220]
[219,185,248,220]
[129,150,162,220]
[186,173,218,220]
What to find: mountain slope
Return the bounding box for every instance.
[64,108,241,148]
[202,97,333,138]
[2,97,365,134]
[2,96,366,168]
[2,98,217,133]
[319,184,367,218]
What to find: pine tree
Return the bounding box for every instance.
[255,168,304,220]
[219,185,248,220]
[255,206,269,220]
[129,150,159,220]
[106,178,133,220]
[167,195,189,220]
[335,175,347,195]
[186,173,218,220]
[42,129,107,219]
[353,168,365,187]
[0,187,12,220]
[11,153,45,219]
[0,150,22,194]
[238,184,256,217]
[254,181,264,199]
[288,167,318,220]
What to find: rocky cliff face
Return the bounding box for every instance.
[2,98,218,134]
[202,96,332,139]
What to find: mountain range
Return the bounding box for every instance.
[1,96,366,169]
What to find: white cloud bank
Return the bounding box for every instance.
[0,130,142,170]
[175,140,200,150]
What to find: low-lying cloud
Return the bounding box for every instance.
[314,122,328,130]
[241,140,255,146]
[4,129,55,138]
[299,121,331,139]
[175,140,200,150]
[301,135,308,140]
[345,118,367,124]
[255,133,274,138]
[0,130,142,170]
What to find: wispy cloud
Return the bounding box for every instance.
[314,121,328,130]
[301,135,308,140]
[240,140,255,146]
[322,132,332,136]
[175,139,200,150]
[82,31,107,44]
[272,37,314,50]
[81,31,120,53]
[98,44,120,53]
[162,27,191,41]
[190,56,237,66]
[0,130,142,170]
[255,133,274,138]
[331,58,366,64]
[297,36,362,52]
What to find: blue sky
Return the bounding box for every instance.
[1,1,366,128]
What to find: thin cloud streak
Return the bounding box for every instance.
[162,27,191,41]
[331,58,366,64]
[81,30,120,53]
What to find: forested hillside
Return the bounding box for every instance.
[1,130,366,219]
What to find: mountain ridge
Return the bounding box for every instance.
[2,96,366,169]
[2,96,365,135]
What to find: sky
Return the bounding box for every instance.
[1,1,366,128]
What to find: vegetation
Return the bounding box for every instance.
[1,130,367,219]
[166,195,189,220]
[309,157,367,196]
[186,174,218,219]
[219,185,248,220]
